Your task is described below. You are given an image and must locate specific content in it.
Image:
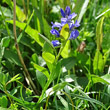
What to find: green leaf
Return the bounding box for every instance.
[3,0,26,22]
[36,70,47,89]
[43,42,54,54]
[57,95,69,110]
[61,57,76,70]
[0,73,9,86]
[77,53,89,65]
[60,24,70,58]
[31,62,49,79]
[101,74,110,84]
[34,9,51,39]
[0,107,11,110]
[0,96,8,108]
[1,37,10,47]
[4,49,22,67]
[60,24,69,40]
[61,40,71,58]
[88,74,110,85]
[38,62,61,103]
[31,53,38,64]
[38,33,54,49]
[26,88,32,96]
[107,85,110,94]
[9,74,21,83]
[93,50,104,74]
[102,33,110,53]
[45,82,67,97]
[0,44,4,59]
[42,52,55,64]
[96,17,104,50]
[17,10,35,43]
[53,82,67,92]
[71,93,106,109]
[7,20,45,47]
[16,4,26,22]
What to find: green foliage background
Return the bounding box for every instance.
[0,0,110,109]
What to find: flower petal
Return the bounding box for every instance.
[52,22,62,29]
[69,24,75,30]
[61,18,67,25]
[69,30,79,40]
[68,12,77,20]
[60,8,65,17]
[50,29,60,37]
[65,6,71,16]
[74,20,80,27]
[51,40,61,47]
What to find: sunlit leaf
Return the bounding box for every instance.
[88,74,110,85]
[61,40,71,58]
[60,24,71,58]
[93,50,104,74]
[60,24,69,40]
[42,52,55,64]
[31,62,49,79]
[1,37,10,47]
[96,17,104,50]
[7,20,45,47]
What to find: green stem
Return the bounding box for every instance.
[13,0,38,95]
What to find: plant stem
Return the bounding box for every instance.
[22,0,26,16]
[13,0,38,95]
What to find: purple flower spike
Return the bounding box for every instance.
[69,30,79,40]
[50,6,80,41]
[50,29,60,37]
[51,40,61,47]
[60,8,65,17]
[65,6,71,16]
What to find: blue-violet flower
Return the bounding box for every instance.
[51,40,61,47]
[50,6,80,47]
[69,30,79,40]
[50,28,60,37]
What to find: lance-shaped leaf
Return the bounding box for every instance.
[96,17,104,50]
[7,20,45,47]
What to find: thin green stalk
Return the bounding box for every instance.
[13,0,38,95]
[62,91,74,110]
[22,0,26,16]
[27,0,29,18]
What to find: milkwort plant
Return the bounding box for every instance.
[37,6,80,107]
[51,6,80,47]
